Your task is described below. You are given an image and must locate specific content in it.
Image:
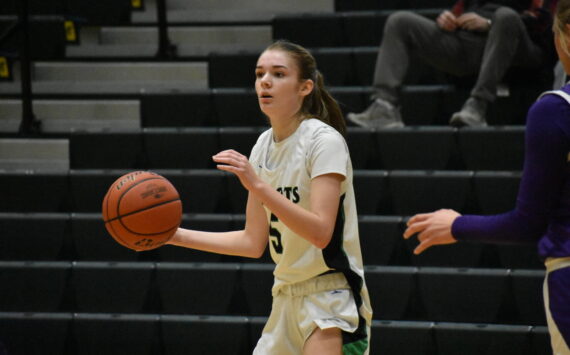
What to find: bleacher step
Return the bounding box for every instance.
[0,61,208,94]
[154,0,333,12]
[78,26,273,57]
[33,62,208,83]
[0,81,207,94]
[132,10,293,24]
[0,138,69,170]
[0,99,140,132]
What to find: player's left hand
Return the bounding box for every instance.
[403,209,461,254]
[213,149,261,192]
[456,12,492,32]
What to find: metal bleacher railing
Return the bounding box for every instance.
[0,0,39,135]
[0,0,176,135]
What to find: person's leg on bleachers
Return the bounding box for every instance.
[451,6,544,127]
[349,11,484,128]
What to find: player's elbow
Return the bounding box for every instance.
[244,241,267,259]
[312,232,333,250]
[250,246,266,259]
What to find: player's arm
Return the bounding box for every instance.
[405,94,569,253]
[213,148,343,249]
[167,192,268,258]
[255,172,343,249]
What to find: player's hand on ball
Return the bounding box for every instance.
[213,150,261,192]
[403,209,461,255]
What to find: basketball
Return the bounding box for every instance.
[102,171,183,251]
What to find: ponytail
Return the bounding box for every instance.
[265,40,346,136]
[302,70,346,136]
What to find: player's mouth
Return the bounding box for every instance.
[259,93,273,103]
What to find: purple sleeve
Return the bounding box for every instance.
[451,94,570,244]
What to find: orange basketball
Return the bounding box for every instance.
[102,171,182,251]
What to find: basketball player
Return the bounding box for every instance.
[404,1,570,353]
[168,40,372,354]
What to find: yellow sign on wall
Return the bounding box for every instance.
[64,21,77,42]
[0,57,9,79]
[132,0,142,9]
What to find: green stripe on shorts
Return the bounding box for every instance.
[343,338,368,355]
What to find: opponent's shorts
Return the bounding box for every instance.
[544,257,570,355]
[253,272,370,355]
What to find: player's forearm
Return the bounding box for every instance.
[251,182,334,249]
[168,228,265,258]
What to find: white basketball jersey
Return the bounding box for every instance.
[249,118,372,324]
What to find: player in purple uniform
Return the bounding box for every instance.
[404,1,570,353]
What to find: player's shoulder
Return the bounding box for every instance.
[526,87,570,139]
[532,87,570,123]
[257,127,273,140]
[302,118,344,142]
[250,127,272,156]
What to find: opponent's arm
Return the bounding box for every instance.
[404,94,569,254]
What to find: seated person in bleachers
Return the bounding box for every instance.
[348,0,556,128]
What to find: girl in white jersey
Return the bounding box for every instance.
[168,40,372,354]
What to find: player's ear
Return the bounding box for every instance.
[299,79,314,97]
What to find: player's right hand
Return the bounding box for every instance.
[213,149,262,192]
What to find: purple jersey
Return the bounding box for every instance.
[452,83,570,259]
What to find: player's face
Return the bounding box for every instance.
[255,49,312,120]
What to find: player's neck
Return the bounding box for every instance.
[270,115,302,142]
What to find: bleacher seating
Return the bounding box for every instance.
[70,261,155,313]
[416,268,511,323]
[0,312,72,355]
[156,262,240,315]
[0,0,553,354]
[160,315,251,355]
[71,313,159,355]
[433,322,533,355]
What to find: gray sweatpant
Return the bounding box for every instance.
[373,7,544,104]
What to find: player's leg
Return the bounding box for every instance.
[544,258,570,354]
[253,293,304,355]
[303,327,342,355]
[299,273,369,355]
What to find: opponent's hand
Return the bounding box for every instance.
[437,10,458,32]
[403,209,461,254]
[456,12,491,32]
[213,149,261,192]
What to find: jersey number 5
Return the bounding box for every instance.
[269,213,283,254]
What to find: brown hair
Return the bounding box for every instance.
[554,0,570,56]
[264,40,346,136]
